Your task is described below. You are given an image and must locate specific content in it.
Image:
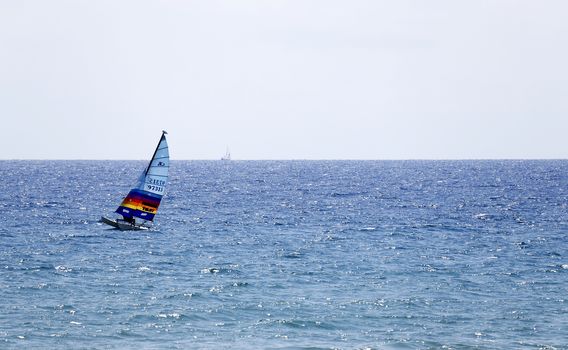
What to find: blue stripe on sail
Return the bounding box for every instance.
[128,188,163,200]
[115,206,156,221]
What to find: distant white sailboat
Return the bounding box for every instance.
[221,147,231,161]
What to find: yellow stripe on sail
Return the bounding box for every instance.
[121,202,158,214]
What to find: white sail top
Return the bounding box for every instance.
[138,133,169,195]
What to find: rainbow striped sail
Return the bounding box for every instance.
[115,131,169,222]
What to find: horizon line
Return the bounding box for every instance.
[1,158,567,161]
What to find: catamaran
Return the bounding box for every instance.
[101,131,169,230]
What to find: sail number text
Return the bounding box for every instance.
[147,178,165,186]
[146,184,164,192]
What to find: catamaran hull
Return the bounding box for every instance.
[100,216,149,231]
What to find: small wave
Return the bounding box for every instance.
[116,328,144,337]
[200,264,240,275]
[209,285,222,293]
[229,281,249,288]
[164,292,199,300]
[55,265,72,273]
[201,267,220,274]
[156,312,184,320]
[48,332,67,338]
[331,192,365,197]
[34,201,63,208]
[517,241,529,249]
[269,318,336,330]
[283,251,302,259]
[127,314,155,323]
[474,213,490,220]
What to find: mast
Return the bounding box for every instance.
[145,130,168,175]
[222,146,231,160]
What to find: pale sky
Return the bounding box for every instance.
[1,1,567,160]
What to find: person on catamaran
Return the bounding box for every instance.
[124,216,135,225]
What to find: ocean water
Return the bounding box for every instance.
[1,160,567,349]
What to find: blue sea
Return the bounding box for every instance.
[1,160,567,349]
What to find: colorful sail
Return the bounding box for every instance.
[115,131,169,221]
